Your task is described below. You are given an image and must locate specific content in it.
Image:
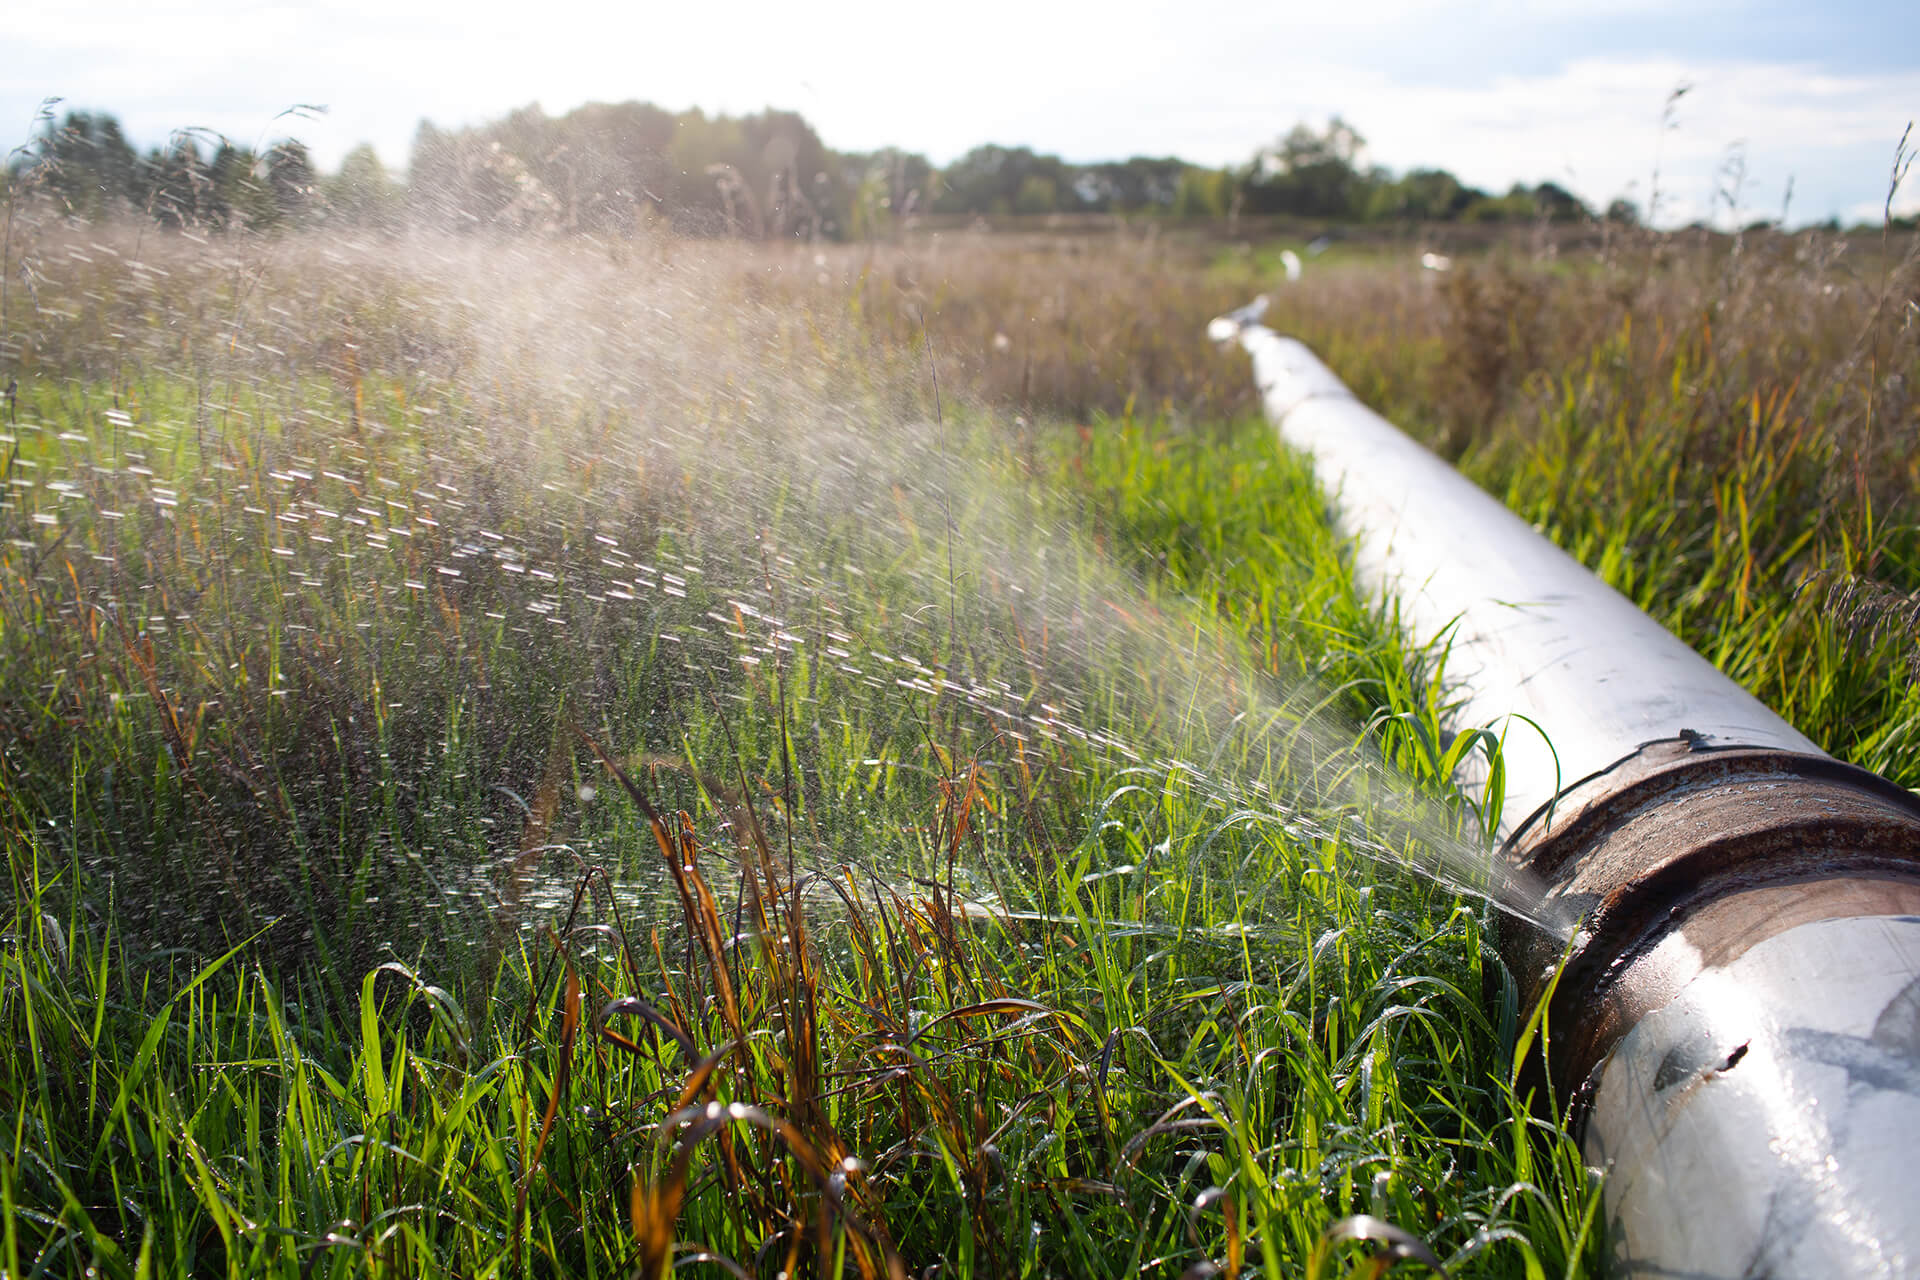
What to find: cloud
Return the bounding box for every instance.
[3,0,1913,226]
[1329,57,1919,225]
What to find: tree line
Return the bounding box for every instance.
[11,111,321,229]
[7,103,1626,238]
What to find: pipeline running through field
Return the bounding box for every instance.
[1211,308,1920,1280]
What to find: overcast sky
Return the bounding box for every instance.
[7,0,1916,226]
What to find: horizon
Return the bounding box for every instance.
[6,0,1917,229]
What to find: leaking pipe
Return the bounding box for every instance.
[1210,310,1920,1277]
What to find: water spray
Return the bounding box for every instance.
[1210,312,1920,1277]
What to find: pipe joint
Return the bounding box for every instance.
[1503,735,1920,1121]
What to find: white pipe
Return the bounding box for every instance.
[1217,318,1920,1278]
[1231,326,1818,834]
[1590,915,1920,1277]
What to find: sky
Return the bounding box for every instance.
[6,0,1917,227]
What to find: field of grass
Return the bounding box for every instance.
[0,209,1914,1277]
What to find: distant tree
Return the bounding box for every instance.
[407,120,461,226]
[1082,156,1187,212]
[1368,167,1479,221]
[1013,174,1057,215]
[490,104,551,181]
[917,148,1195,218]
[405,116,553,231]
[841,147,932,239]
[265,140,316,225]
[208,142,262,227]
[1531,181,1589,222]
[1170,166,1232,218]
[143,137,211,228]
[740,109,836,238]
[935,145,1015,215]
[5,97,1665,240]
[37,110,140,219]
[326,144,402,230]
[1242,117,1374,218]
[933,145,1084,217]
[405,101,847,237]
[1456,182,1589,223]
[1605,197,1641,226]
[660,111,747,232]
[1460,183,1541,223]
[539,100,677,232]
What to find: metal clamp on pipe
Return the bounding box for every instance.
[1210,308,1920,1278]
[1514,737,1920,1276]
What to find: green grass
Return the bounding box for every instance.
[4,212,1913,1277]
[1,374,1593,1275]
[1453,311,1920,782]
[1258,234,1920,786]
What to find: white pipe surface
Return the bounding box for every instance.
[1221,320,1920,1278]
[1589,915,1920,1277]
[1233,326,1819,833]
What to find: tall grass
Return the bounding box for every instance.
[756,219,1920,782]
[5,204,1911,1276]
[4,393,1598,1274]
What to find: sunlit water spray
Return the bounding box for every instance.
[0,221,1564,967]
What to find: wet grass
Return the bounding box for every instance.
[2,210,1914,1277]
[2,371,1593,1275]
